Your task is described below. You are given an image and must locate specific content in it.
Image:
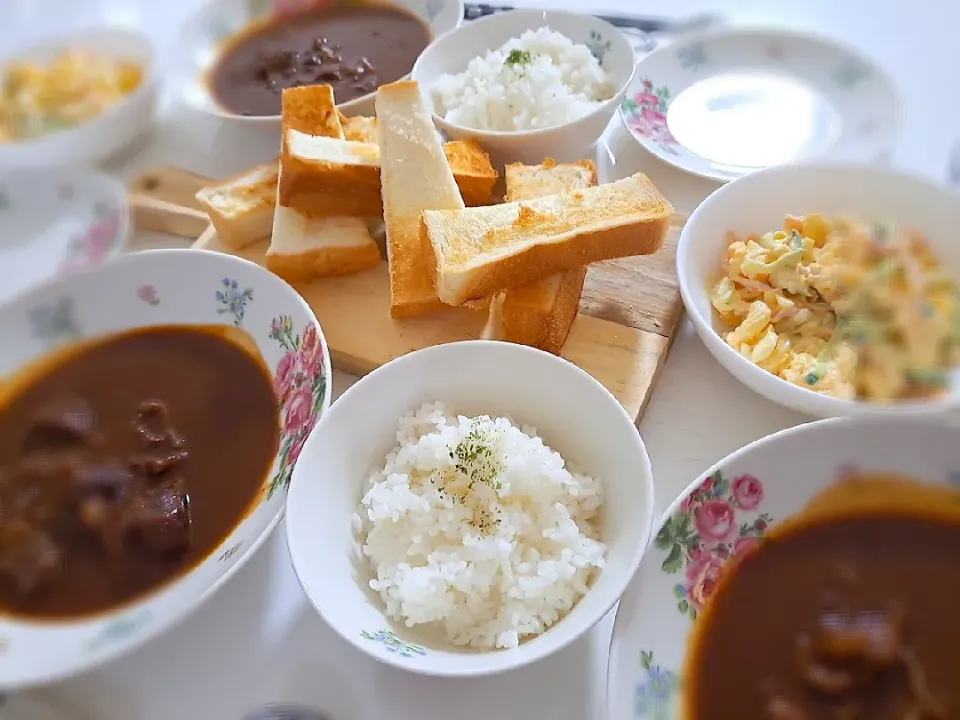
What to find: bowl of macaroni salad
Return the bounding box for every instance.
[677,163,960,417]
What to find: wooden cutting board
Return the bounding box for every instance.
[129,166,684,424]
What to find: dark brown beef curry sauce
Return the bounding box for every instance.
[0,326,279,620]
[210,4,432,116]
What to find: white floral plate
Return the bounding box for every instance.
[0,168,129,304]
[606,415,960,719]
[0,249,331,691]
[619,28,899,182]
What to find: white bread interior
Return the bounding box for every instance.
[423,173,673,305]
[376,80,465,318]
[504,159,597,203]
[265,205,380,281]
[195,163,278,250]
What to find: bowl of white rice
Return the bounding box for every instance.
[411,10,636,166]
[285,340,654,677]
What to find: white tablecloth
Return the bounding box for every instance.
[1,0,956,717]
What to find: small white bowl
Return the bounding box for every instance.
[677,162,960,418]
[0,28,159,168]
[0,249,332,690]
[411,10,636,167]
[172,0,464,125]
[285,340,654,677]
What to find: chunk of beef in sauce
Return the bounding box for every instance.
[129,400,189,482]
[22,396,99,446]
[0,520,61,597]
[0,398,193,601]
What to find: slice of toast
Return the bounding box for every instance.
[194,85,345,250]
[377,80,465,318]
[265,207,380,281]
[493,159,597,353]
[195,162,278,250]
[504,159,597,202]
[267,86,381,281]
[445,140,499,206]
[280,130,497,215]
[343,116,496,206]
[342,115,379,144]
[423,173,673,306]
[279,131,383,217]
[281,85,345,137]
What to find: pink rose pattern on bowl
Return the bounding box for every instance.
[56,202,124,277]
[268,314,327,498]
[620,79,679,156]
[653,471,771,620]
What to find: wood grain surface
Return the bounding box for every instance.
[130,166,684,423]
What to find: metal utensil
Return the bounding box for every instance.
[242,706,331,720]
[462,3,722,36]
[947,142,960,188]
[461,5,723,56]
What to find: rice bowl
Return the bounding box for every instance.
[429,28,615,132]
[411,10,636,166]
[284,340,654,677]
[356,402,606,650]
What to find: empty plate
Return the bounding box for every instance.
[619,28,899,181]
[0,167,129,303]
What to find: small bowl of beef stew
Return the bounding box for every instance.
[0,248,330,691]
[171,0,464,126]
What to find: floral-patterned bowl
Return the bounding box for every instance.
[285,340,654,677]
[411,9,637,167]
[170,0,464,124]
[619,27,898,182]
[606,415,960,719]
[0,249,331,691]
[0,167,129,304]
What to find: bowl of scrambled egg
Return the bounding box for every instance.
[0,27,158,167]
[677,162,960,417]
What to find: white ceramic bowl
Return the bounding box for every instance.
[607,415,960,718]
[285,340,654,677]
[411,10,636,167]
[0,28,159,168]
[0,166,129,304]
[0,249,332,691]
[172,0,464,124]
[677,162,960,418]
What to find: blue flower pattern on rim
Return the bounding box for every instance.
[635,650,679,719]
[425,0,445,21]
[216,277,254,327]
[88,611,149,652]
[677,42,707,71]
[360,629,427,658]
[28,297,82,343]
[833,60,869,90]
[586,30,612,63]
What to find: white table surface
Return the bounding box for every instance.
[2,0,957,718]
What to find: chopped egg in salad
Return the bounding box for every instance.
[710,214,960,401]
[0,49,142,143]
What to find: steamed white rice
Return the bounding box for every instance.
[354,402,606,650]
[429,27,615,132]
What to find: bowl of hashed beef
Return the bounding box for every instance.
[0,249,330,691]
